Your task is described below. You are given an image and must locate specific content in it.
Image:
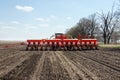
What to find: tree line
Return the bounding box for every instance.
[66,1,120,44]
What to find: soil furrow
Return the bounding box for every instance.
[0,50,19,61]
[65,51,120,80]
[39,51,71,80]
[0,52,29,70]
[0,52,32,78]
[82,50,120,67]
[50,51,72,80]
[0,43,119,80]
[56,51,98,80]
[32,51,45,80]
[0,52,42,80]
[76,51,120,72]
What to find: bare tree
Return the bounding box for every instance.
[66,14,98,38]
[66,27,78,38]
[99,9,119,44]
[97,0,120,44]
[76,18,92,35]
[88,13,98,36]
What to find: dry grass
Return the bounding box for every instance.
[99,44,120,48]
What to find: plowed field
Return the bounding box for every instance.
[0,42,120,80]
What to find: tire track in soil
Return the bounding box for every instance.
[0,52,42,80]
[75,51,120,72]
[31,51,45,80]
[0,50,19,62]
[93,50,120,58]
[0,51,26,65]
[83,50,120,67]
[39,52,54,80]
[0,51,32,77]
[55,51,82,80]
[62,51,98,80]
[55,51,98,80]
[65,51,120,80]
[49,51,71,80]
[39,51,71,80]
[101,48,120,57]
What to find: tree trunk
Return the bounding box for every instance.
[104,38,107,44]
[103,33,107,44]
[107,35,111,44]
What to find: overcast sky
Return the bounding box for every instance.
[0,0,117,40]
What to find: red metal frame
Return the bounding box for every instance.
[26,35,98,51]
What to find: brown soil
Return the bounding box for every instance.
[0,42,119,80]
